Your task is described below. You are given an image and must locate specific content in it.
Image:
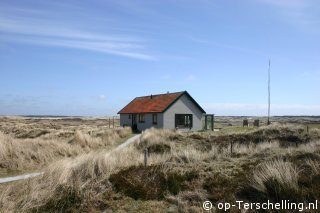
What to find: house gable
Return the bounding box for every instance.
[162,93,204,130]
[162,91,205,114]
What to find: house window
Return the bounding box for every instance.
[152,114,157,124]
[129,114,131,119]
[138,114,145,123]
[175,114,193,128]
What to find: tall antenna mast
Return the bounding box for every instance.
[267,59,271,125]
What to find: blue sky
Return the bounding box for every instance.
[0,0,319,116]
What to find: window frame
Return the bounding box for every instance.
[175,114,193,129]
[152,113,158,125]
[138,113,145,123]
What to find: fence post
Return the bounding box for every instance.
[109,118,110,128]
[243,119,248,127]
[144,149,148,167]
[113,117,114,128]
[307,126,309,133]
[230,141,233,156]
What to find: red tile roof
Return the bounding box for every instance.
[118,91,184,114]
[118,91,206,114]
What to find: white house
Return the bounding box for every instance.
[118,91,213,131]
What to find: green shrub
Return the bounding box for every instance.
[109,165,198,200]
[30,185,83,213]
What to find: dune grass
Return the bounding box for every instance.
[0,127,131,171]
[251,158,300,197]
[1,123,320,212]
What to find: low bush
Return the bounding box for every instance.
[109,165,167,200]
[30,185,83,213]
[109,165,198,200]
[147,143,171,154]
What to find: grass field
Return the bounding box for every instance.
[0,116,320,212]
[0,116,129,173]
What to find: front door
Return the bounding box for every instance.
[132,114,137,131]
[204,114,214,131]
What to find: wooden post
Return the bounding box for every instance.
[109,118,110,128]
[204,115,207,130]
[267,59,271,125]
[144,149,148,167]
[230,141,233,156]
[307,126,309,133]
[212,114,214,131]
[243,119,248,127]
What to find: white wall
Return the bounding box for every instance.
[163,93,204,131]
[120,114,131,126]
[120,113,163,131]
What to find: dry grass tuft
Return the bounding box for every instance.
[306,159,320,175]
[0,127,131,170]
[0,145,141,212]
[167,190,207,212]
[251,158,299,193]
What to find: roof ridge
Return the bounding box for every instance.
[136,91,185,98]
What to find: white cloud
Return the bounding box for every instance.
[257,0,307,8]
[158,74,196,83]
[300,71,320,80]
[185,74,196,81]
[255,0,319,33]
[98,95,106,100]
[188,36,253,53]
[0,4,156,60]
[160,74,171,80]
[202,103,320,116]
